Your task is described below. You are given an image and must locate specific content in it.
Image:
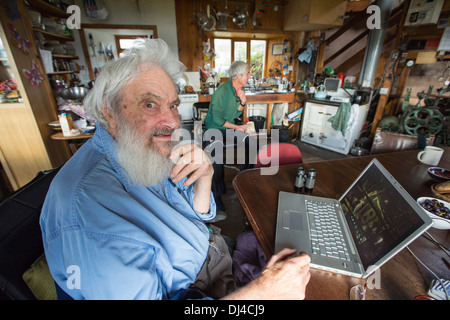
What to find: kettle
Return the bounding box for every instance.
[314,85,327,99]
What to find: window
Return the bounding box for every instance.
[250,40,266,81]
[114,35,150,56]
[213,38,266,80]
[214,38,231,78]
[234,41,247,62]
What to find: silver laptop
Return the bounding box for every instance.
[275,159,433,278]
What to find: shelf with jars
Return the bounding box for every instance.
[0,0,72,189]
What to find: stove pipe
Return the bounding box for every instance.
[359,0,394,88]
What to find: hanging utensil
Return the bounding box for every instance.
[217,0,229,30]
[231,8,248,28]
[203,4,216,31]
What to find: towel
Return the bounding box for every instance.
[297,40,315,63]
[232,231,268,288]
[328,102,352,136]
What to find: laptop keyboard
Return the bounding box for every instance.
[306,200,350,261]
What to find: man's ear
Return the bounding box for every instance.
[101,106,117,130]
[101,106,119,139]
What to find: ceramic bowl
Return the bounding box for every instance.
[427,167,450,182]
[80,126,95,134]
[417,197,450,230]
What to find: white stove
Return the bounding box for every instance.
[178,93,199,121]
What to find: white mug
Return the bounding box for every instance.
[417,146,444,166]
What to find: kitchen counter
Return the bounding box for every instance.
[198,91,295,135]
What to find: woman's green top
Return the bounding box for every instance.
[204,80,242,130]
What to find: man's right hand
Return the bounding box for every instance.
[223,248,311,300]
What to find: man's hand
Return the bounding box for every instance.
[223,248,311,300]
[169,143,213,213]
[236,88,247,106]
[169,143,213,186]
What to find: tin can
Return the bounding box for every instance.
[305,169,316,194]
[294,167,306,192]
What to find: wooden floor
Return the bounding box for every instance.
[213,140,353,239]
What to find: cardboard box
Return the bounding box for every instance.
[58,113,73,136]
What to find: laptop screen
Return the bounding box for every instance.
[339,161,425,270]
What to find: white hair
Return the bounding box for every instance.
[228,61,249,80]
[83,38,186,129]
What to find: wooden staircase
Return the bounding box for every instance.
[318,1,407,86]
[315,0,411,138]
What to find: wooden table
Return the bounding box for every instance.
[233,148,450,299]
[51,131,94,155]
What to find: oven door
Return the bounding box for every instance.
[178,103,195,121]
[192,102,210,121]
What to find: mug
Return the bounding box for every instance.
[417,146,444,166]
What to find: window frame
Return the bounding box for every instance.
[212,36,268,78]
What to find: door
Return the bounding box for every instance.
[301,102,325,145]
[320,105,347,152]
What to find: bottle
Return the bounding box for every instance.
[294,167,306,193]
[305,169,316,194]
[208,82,214,95]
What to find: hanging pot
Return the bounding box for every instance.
[231,8,248,27]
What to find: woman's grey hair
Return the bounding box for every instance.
[228,61,249,80]
[83,38,186,129]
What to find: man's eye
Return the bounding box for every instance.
[145,103,156,109]
[171,104,179,109]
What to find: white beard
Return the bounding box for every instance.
[114,123,177,187]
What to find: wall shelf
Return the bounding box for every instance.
[33,28,74,41]
[27,0,70,18]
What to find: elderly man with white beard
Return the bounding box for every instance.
[40,39,310,300]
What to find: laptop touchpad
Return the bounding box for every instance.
[283,210,305,231]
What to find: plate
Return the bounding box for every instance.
[428,167,450,182]
[48,120,60,127]
[416,197,450,230]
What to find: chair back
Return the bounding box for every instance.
[255,143,302,168]
[0,167,60,299]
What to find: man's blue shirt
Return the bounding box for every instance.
[40,124,216,299]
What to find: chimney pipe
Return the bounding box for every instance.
[359,0,394,88]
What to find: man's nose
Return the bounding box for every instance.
[159,107,180,128]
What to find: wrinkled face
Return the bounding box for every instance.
[236,67,251,87]
[106,66,181,156]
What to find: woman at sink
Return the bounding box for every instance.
[204,61,251,133]
[204,61,254,217]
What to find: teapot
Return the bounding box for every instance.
[314,85,327,99]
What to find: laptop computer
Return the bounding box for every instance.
[275,159,433,278]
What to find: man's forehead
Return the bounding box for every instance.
[125,67,178,100]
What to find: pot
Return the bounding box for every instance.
[352,89,370,105]
[232,8,248,27]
